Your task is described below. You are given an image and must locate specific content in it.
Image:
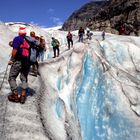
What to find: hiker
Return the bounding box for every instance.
[121,25,125,35]
[26,31,40,76]
[86,29,92,40]
[8,27,30,104]
[66,31,73,49]
[51,37,60,58]
[102,30,105,40]
[78,27,85,42]
[38,36,46,62]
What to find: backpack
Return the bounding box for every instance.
[20,39,37,63]
[55,39,60,46]
[20,39,30,57]
[52,39,60,47]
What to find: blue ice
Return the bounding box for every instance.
[75,53,135,140]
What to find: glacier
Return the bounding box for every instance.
[0,22,140,140]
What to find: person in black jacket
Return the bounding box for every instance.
[78,27,85,42]
[66,31,73,49]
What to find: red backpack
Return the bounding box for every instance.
[20,39,30,57]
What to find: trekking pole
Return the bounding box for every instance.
[0,64,9,91]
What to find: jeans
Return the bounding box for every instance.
[38,51,45,61]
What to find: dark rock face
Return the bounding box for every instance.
[62,0,140,36]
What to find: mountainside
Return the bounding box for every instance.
[0,23,140,140]
[62,0,140,36]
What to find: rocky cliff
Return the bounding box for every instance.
[62,0,140,36]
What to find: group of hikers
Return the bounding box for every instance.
[7,26,106,104]
[78,26,105,42]
[45,27,104,58]
[8,27,46,104]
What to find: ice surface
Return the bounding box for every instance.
[0,23,140,140]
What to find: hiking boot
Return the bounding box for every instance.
[37,71,40,76]
[20,95,27,104]
[8,90,20,103]
[20,89,27,104]
[30,71,37,77]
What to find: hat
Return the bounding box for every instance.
[18,27,26,35]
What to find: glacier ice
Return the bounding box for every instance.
[0,23,140,140]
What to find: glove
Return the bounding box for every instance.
[8,60,14,65]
